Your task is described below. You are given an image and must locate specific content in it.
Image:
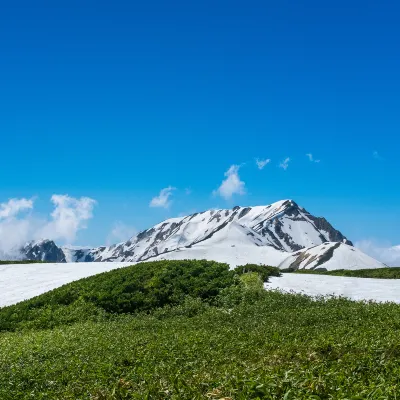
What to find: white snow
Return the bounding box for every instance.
[152,222,288,267]
[266,274,400,303]
[0,262,133,308]
[279,243,386,271]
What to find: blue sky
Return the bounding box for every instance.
[0,0,399,253]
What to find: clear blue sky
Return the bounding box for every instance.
[0,0,399,247]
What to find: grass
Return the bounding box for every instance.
[292,267,400,279]
[1,260,400,399]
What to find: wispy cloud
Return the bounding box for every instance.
[107,222,136,245]
[255,158,271,170]
[0,195,96,258]
[213,165,246,200]
[149,186,176,209]
[356,240,400,266]
[373,151,383,160]
[184,188,192,195]
[306,153,320,163]
[279,157,290,171]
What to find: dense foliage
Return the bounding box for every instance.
[234,263,281,282]
[2,259,400,398]
[0,260,235,331]
[2,291,400,398]
[293,267,400,279]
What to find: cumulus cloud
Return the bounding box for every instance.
[107,222,136,245]
[37,195,96,243]
[149,186,176,209]
[0,195,96,259]
[306,153,320,163]
[355,240,400,266]
[279,157,291,171]
[213,165,246,200]
[255,158,271,170]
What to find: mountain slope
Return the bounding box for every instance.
[64,199,352,263]
[278,242,386,271]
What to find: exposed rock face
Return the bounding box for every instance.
[18,200,354,265]
[22,240,66,262]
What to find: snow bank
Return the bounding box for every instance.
[265,273,400,303]
[0,262,132,308]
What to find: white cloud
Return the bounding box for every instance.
[107,222,136,245]
[0,195,96,259]
[213,165,246,200]
[0,198,34,219]
[149,186,176,209]
[306,153,320,163]
[279,157,291,171]
[355,240,400,266]
[255,158,271,170]
[38,195,96,243]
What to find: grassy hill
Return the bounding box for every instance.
[1,260,400,399]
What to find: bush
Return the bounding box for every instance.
[234,263,281,282]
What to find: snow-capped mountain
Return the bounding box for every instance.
[66,199,352,263]
[19,200,359,268]
[22,239,66,263]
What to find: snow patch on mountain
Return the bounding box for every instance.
[278,243,386,271]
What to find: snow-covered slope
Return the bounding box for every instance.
[278,242,386,271]
[0,262,132,308]
[151,221,289,267]
[64,199,352,263]
[265,274,400,304]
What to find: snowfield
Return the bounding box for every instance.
[0,262,132,308]
[266,274,400,304]
[2,261,400,308]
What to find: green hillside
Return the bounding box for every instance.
[0,260,400,399]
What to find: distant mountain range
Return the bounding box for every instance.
[19,200,385,270]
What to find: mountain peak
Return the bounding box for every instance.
[18,200,354,266]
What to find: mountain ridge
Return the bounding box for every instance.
[17,199,369,270]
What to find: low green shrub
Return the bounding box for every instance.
[1,291,400,398]
[234,263,281,282]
